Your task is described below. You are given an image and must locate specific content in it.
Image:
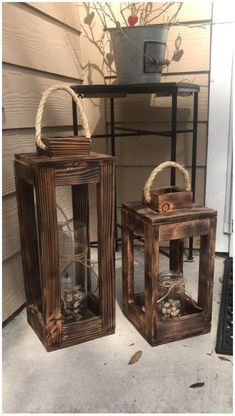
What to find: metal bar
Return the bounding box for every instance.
[191,92,199,201]
[188,91,199,261]
[92,129,194,139]
[171,90,177,185]
[72,99,78,135]
[110,98,118,251]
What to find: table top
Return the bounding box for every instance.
[72,82,200,98]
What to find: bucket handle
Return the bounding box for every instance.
[35,84,91,150]
[143,161,191,203]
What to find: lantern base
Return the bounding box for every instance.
[28,309,115,352]
[123,298,211,347]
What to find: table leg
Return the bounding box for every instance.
[188,92,199,260]
[171,90,177,186]
[110,97,118,252]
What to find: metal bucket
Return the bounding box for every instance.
[108,24,169,84]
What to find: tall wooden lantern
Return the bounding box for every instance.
[14,86,115,351]
[122,162,217,346]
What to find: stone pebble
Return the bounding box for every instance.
[160,298,181,319]
[62,284,86,322]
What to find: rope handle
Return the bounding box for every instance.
[35,85,91,150]
[143,161,191,203]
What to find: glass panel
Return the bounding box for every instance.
[58,220,88,322]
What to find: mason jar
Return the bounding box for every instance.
[158,270,185,320]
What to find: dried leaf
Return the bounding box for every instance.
[218,356,232,362]
[129,343,135,346]
[128,350,142,365]
[189,382,205,388]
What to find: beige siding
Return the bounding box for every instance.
[2,2,83,321]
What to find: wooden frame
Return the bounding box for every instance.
[122,202,217,346]
[14,152,115,351]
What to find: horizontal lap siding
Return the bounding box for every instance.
[2,2,83,321]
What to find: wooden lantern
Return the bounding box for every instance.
[14,86,115,351]
[122,161,217,346]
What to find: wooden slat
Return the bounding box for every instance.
[2,254,26,321]
[28,2,81,32]
[2,66,82,130]
[2,3,82,78]
[166,25,210,73]
[159,219,210,241]
[97,161,115,332]
[122,210,134,310]
[14,164,42,310]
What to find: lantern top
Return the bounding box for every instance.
[15,152,115,169]
[122,201,217,225]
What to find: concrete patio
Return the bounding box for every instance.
[2,252,233,413]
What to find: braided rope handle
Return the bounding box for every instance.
[143,161,191,203]
[35,84,91,150]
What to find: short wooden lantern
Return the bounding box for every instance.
[15,86,115,351]
[122,161,217,346]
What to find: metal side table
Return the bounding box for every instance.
[72,83,200,260]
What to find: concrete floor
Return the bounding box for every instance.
[2,252,233,413]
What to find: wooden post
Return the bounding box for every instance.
[35,168,62,348]
[14,163,41,312]
[97,161,115,333]
[144,224,159,340]
[122,209,134,311]
[198,217,217,320]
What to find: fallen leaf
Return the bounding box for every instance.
[189,382,205,388]
[218,356,232,362]
[129,343,134,346]
[128,350,142,365]
[206,353,213,357]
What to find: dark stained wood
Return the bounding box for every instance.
[15,152,115,168]
[35,168,62,348]
[198,216,217,320]
[15,153,116,351]
[144,224,159,340]
[159,219,210,241]
[97,161,116,333]
[143,186,193,213]
[122,210,134,311]
[56,163,100,186]
[121,200,217,347]
[37,136,90,157]
[14,162,41,311]
[123,201,217,225]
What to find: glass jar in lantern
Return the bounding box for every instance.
[158,270,185,320]
[58,220,88,322]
